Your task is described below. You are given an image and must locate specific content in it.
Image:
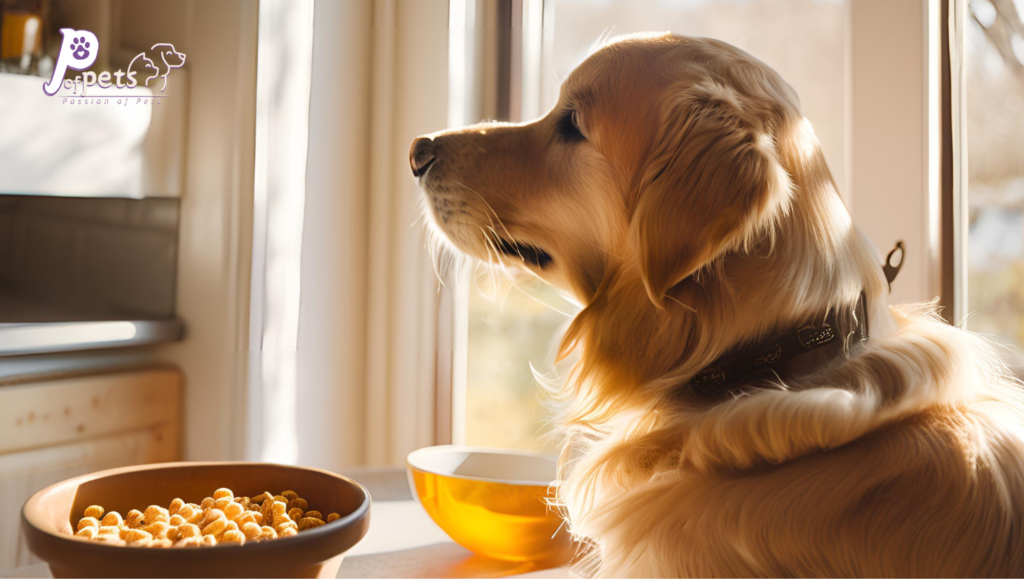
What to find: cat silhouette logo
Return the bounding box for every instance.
[127,43,186,92]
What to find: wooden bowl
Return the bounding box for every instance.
[407,446,573,565]
[21,462,371,578]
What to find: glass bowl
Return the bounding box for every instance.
[407,445,573,565]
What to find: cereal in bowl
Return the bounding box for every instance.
[72,489,342,548]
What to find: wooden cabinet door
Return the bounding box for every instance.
[0,368,181,571]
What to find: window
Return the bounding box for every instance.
[965,0,1024,367]
[465,277,577,452]
[455,0,851,453]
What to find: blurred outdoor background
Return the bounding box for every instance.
[966,0,1024,367]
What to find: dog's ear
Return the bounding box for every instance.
[631,81,793,308]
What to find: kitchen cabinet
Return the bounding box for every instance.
[0,368,181,569]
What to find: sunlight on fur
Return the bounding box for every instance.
[412,32,1024,577]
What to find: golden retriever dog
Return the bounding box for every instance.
[411,33,1024,577]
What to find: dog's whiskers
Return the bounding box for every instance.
[475,227,506,300]
[456,181,518,246]
[509,283,574,317]
[475,227,575,318]
[478,227,512,291]
[486,225,529,267]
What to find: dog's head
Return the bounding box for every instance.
[413,34,812,311]
[153,43,186,69]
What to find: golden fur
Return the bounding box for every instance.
[412,33,1024,577]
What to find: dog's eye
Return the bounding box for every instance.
[557,109,586,143]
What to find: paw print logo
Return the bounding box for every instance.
[70,37,91,61]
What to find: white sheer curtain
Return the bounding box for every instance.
[247,0,450,471]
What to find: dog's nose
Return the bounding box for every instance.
[410,137,437,177]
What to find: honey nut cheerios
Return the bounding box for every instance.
[76,517,99,531]
[168,498,185,516]
[72,487,339,548]
[75,527,98,539]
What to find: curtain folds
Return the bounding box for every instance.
[248,0,449,471]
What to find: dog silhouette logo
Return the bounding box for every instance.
[127,43,186,92]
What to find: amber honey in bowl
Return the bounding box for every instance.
[407,445,573,565]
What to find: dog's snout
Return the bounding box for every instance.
[410,137,437,178]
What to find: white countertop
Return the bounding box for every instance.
[3,467,570,579]
[339,499,569,578]
[337,467,569,578]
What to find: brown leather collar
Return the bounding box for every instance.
[687,293,868,399]
[684,241,903,400]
